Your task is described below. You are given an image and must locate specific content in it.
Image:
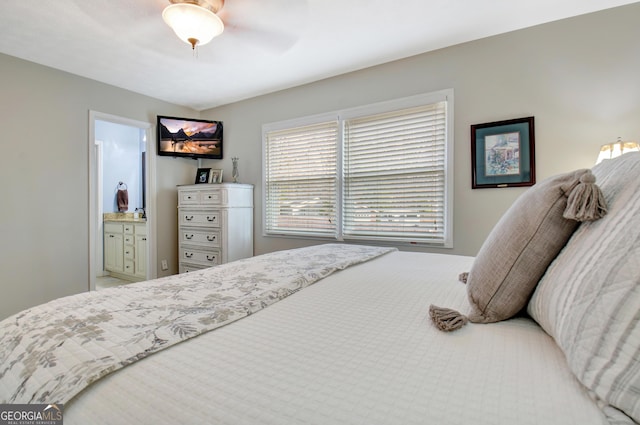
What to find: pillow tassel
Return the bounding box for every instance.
[563,171,608,222]
[429,305,468,332]
[458,272,468,284]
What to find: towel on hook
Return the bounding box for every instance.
[117,189,129,212]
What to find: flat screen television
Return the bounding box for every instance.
[157,115,223,159]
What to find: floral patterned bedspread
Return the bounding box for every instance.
[0,244,395,404]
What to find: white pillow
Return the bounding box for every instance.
[528,152,640,424]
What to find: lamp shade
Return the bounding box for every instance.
[596,138,640,164]
[162,3,224,49]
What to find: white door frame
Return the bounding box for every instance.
[88,110,158,291]
[95,138,105,276]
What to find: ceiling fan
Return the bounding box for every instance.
[162,0,225,50]
[161,0,306,53]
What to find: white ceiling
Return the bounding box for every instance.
[0,0,636,111]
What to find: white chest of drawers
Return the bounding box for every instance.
[177,183,253,273]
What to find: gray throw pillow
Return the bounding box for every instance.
[430,168,606,331]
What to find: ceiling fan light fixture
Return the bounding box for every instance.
[162,3,224,49]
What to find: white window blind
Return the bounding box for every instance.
[343,102,447,243]
[264,121,339,237]
[263,90,453,246]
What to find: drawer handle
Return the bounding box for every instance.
[125,250,131,255]
[187,195,192,200]
[207,216,216,222]
[109,234,114,238]
[185,234,194,240]
[207,235,216,241]
[142,237,147,241]
[206,255,216,261]
[185,252,193,258]
[185,216,194,221]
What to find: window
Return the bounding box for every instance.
[263,90,453,247]
[263,120,339,237]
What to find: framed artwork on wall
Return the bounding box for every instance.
[195,168,211,184]
[471,116,535,189]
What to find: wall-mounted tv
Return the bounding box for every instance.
[157,115,223,159]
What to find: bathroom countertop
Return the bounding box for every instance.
[103,213,146,223]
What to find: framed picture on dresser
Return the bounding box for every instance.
[210,169,223,183]
[195,168,211,184]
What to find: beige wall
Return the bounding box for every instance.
[0,53,198,319]
[200,3,640,257]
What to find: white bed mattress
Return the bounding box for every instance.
[65,251,608,425]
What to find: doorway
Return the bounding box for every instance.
[89,111,157,291]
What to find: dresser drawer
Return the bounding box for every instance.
[124,245,135,260]
[179,190,201,206]
[180,228,221,248]
[123,234,135,245]
[124,259,135,275]
[123,223,134,234]
[179,211,220,227]
[179,263,208,273]
[180,248,220,266]
[200,190,222,205]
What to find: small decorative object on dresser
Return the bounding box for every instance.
[195,168,211,184]
[209,169,223,183]
[231,156,239,183]
[177,183,253,273]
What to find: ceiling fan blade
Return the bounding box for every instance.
[222,24,301,53]
[65,0,172,47]
[218,0,308,53]
[69,0,166,29]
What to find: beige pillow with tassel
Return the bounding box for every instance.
[430,168,607,332]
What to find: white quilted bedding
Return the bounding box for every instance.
[64,251,608,425]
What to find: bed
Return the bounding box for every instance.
[2,153,639,425]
